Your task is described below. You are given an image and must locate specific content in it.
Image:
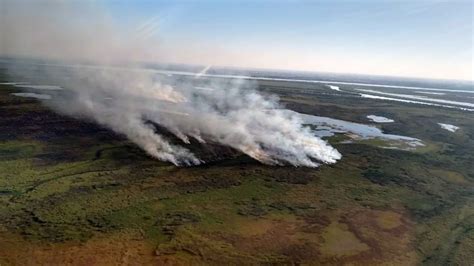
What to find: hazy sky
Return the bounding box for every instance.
[100,0,473,80]
[2,0,473,80]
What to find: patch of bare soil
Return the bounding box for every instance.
[0,229,159,265]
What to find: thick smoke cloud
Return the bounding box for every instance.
[1,1,341,167]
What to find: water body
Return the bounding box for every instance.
[296,112,423,148]
[415,91,446,96]
[367,115,394,123]
[11,92,52,100]
[438,123,459,132]
[326,85,341,91]
[360,93,474,112]
[358,89,474,108]
[13,84,63,91]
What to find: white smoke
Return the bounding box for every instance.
[1,0,341,167]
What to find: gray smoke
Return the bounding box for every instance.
[1,0,341,167]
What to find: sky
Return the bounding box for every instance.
[2,0,473,80]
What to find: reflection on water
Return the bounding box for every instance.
[11,92,52,100]
[297,112,423,148]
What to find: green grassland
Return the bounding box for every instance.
[0,76,473,265]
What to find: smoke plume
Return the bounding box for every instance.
[1,0,341,167]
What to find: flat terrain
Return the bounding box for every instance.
[0,68,473,265]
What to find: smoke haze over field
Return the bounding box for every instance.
[0,1,157,63]
[1,0,341,167]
